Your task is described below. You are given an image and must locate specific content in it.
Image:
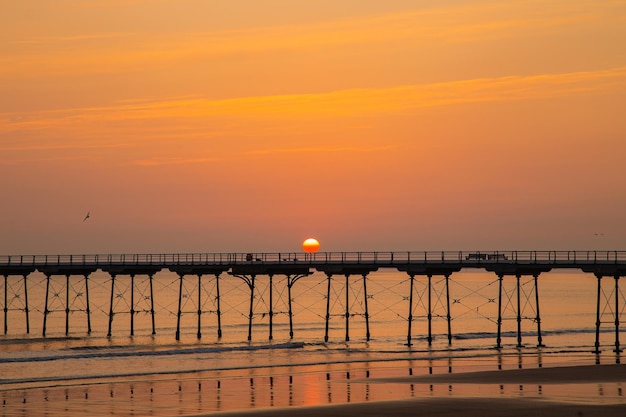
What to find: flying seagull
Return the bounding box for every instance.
[83,211,91,222]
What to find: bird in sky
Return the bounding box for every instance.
[83,211,90,222]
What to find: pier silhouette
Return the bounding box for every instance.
[1,251,625,352]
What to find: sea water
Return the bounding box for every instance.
[0,268,622,415]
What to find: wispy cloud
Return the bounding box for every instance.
[0,155,88,166]
[11,32,133,45]
[133,157,219,167]
[3,0,624,79]
[3,66,625,133]
[0,142,131,152]
[245,145,396,156]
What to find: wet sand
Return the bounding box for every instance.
[378,363,626,384]
[199,398,626,417]
[202,364,626,417]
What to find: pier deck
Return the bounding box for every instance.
[1,251,624,350]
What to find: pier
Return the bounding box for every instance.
[1,251,625,351]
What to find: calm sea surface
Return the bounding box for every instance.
[0,269,622,415]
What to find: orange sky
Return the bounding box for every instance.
[1,0,625,254]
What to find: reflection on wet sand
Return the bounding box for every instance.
[0,349,626,417]
[1,352,624,416]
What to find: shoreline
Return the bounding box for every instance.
[200,397,626,417]
[374,363,626,385]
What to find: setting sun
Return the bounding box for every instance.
[302,238,320,253]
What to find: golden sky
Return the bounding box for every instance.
[1,0,625,253]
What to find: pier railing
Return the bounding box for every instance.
[1,250,624,348]
[1,250,625,267]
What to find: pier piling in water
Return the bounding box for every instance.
[0,251,624,347]
[487,265,550,349]
[318,265,377,343]
[169,265,229,340]
[1,274,25,335]
[398,266,461,347]
[615,275,621,353]
[587,267,626,353]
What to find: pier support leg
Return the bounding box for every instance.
[107,274,116,338]
[130,274,135,336]
[516,274,522,348]
[496,274,503,349]
[269,274,274,341]
[534,273,544,347]
[407,274,415,346]
[43,274,51,337]
[594,275,602,353]
[24,275,29,334]
[247,275,255,341]
[149,274,156,335]
[427,274,432,346]
[216,274,222,338]
[65,274,70,336]
[197,274,202,339]
[446,273,452,345]
[324,273,332,343]
[85,274,91,334]
[176,274,184,341]
[288,277,294,339]
[345,274,350,342]
[614,275,622,353]
[3,275,7,334]
[363,273,370,342]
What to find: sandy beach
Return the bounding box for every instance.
[379,363,626,384]
[202,363,626,417]
[199,398,626,417]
